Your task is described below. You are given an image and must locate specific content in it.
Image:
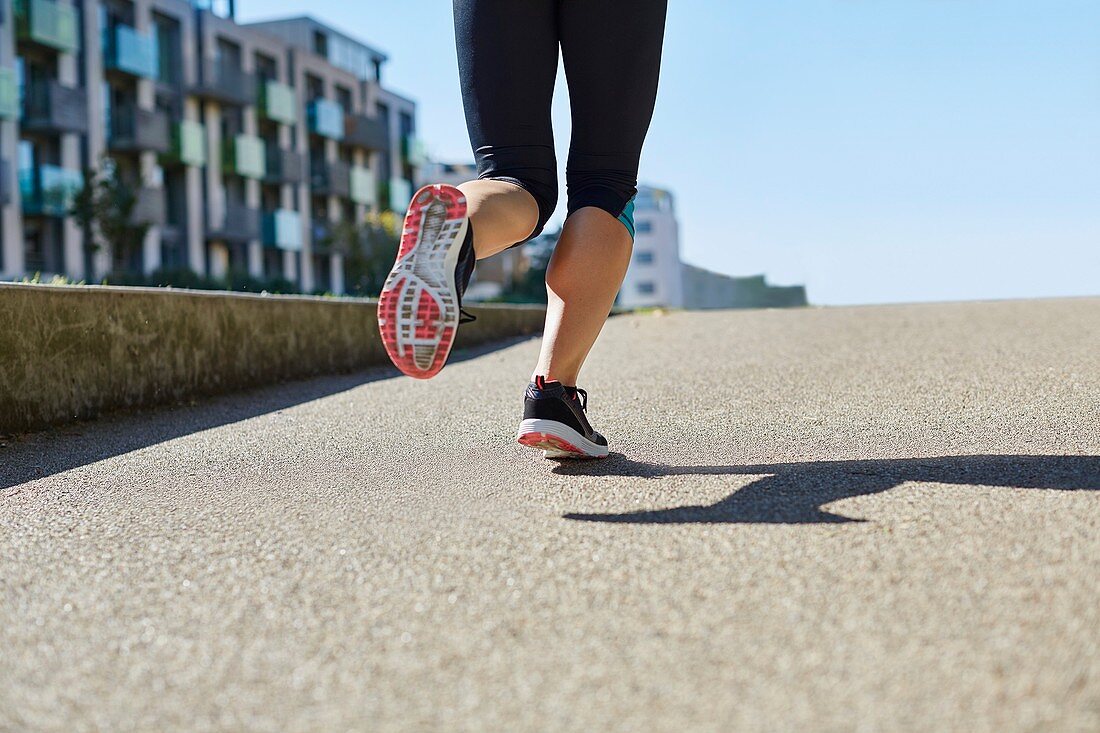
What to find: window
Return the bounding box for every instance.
[635,219,653,234]
[636,281,656,295]
[313,31,328,57]
[634,250,654,265]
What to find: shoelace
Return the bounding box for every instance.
[568,386,589,412]
[459,308,477,324]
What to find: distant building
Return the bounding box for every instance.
[619,185,684,309]
[680,265,807,309]
[0,4,421,294]
[418,160,529,302]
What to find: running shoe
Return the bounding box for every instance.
[378,184,476,379]
[516,376,609,459]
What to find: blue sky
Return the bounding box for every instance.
[241,1,1100,305]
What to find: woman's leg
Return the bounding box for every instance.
[452,0,560,258]
[532,0,669,386]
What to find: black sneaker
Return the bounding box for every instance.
[378,184,476,379]
[516,376,609,459]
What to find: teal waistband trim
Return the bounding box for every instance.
[617,196,637,239]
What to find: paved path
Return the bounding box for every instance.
[2,299,1099,732]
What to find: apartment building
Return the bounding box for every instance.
[618,185,684,309]
[0,2,421,294]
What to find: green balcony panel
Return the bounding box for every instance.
[389,178,412,212]
[402,135,427,166]
[173,120,206,167]
[261,80,296,125]
[20,163,82,216]
[263,209,302,251]
[307,99,344,141]
[105,25,158,78]
[16,0,78,53]
[228,134,265,179]
[0,69,18,119]
[349,166,374,206]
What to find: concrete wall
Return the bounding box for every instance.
[0,283,545,434]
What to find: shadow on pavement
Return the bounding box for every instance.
[557,454,1100,524]
[0,337,534,493]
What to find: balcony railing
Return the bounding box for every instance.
[0,159,10,206]
[104,24,158,78]
[109,106,171,154]
[193,60,255,106]
[15,0,78,54]
[262,209,302,250]
[388,177,412,211]
[20,163,82,217]
[344,113,387,150]
[307,99,344,140]
[169,120,206,166]
[349,166,374,206]
[259,80,296,125]
[21,79,88,134]
[311,159,350,198]
[0,68,18,119]
[131,186,166,226]
[264,147,304,185]
[225,134,265,179]
[207,200,260,243]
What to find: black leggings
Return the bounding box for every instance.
[453,0,668,243]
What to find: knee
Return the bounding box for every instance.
[474,144,558,242]
[565,153,640,239]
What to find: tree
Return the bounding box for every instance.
[328,211,402,298]
[71,158,153,276]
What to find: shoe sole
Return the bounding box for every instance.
[377,184,469,380]
[516,418,609,459]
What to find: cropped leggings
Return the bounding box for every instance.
[453,0,668,243]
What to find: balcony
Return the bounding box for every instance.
[109,106,171,154]
[259,80,296,125]
[264,147,304,185]
[0,69,18,119]
[22,79,88,134]
[15,0,78,54]
[307,99,344,141]
[104,24,158,78]
[20,163,82,217]
[344,113,387,150]
[169,120,206,166]
[262,209,302,250]
[192,60,255,106]
[0,160,10,206]
[388,177,412,211]
[402,135,427,166]
[311,159,350,198]
[131,186,166,226]
[349,166,374,206]
[207,200,260,243]
[225,134,265,179]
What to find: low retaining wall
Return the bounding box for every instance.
[0,283,545,435]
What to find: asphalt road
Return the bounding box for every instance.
[2,298,1099,732]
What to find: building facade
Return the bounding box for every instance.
[0,3,421,294]
[618,185,684,309]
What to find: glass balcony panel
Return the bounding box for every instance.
[402,135,427,166]
[263,209,302,250]
[0,68,18,119]
[229,134,265,179]
[261,80,296,125]
[349,166,374,206]
[307,99,345,140]
[389,178,412,211]
[20,163,82,216]
[17,0,78,53]
[107,25,159,78]
[173,120,206,166]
